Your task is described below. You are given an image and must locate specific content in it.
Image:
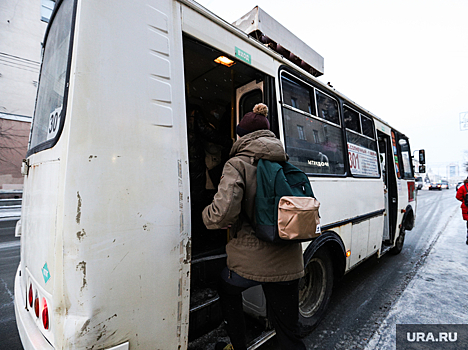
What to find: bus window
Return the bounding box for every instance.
[29,0,75,153]
[281,74,314,115]
[316,90,340,125]
[391,131,401,179]
[281,74,345,175]
[344,106,361,133]
[239,89,263,122]
[397,136,413,179]
[344,106,379,177]
[361,115,375,139]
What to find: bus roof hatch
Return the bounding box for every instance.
[232,6,324,77]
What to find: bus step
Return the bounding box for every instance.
[190,293,219,313]
[381,245,392,255]
[188,315,274,349]
[189,293,223,341]
[247,329,276,350]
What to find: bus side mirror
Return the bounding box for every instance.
[419,165,426,173]
[419,149,425,164]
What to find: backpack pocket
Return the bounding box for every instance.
[278,196,321,241]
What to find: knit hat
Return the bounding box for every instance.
[236,103,270,137]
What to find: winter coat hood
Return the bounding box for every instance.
[229,130,288,163]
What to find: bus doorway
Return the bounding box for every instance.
[182,35,268,341]
[378,131,398,245]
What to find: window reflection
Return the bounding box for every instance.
[344,107,361,133]
[361,115,375,139]
[398,138,413,179]
[316,90,340,125]
[283,108,345,175]
[281,75,315,115]
[31,0,74,150]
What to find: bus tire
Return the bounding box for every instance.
[297,248,334,337]
[390,229,405,255]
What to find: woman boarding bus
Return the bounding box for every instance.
[14,0,421,349]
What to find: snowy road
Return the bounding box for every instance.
[298,188,461,350]
[0,189,461,349]
[0,220,21,349]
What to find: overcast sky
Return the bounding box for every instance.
[195,0,468,179]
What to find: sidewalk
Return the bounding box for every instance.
[365,216,468,349]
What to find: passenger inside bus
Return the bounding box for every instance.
[186,104,232,255]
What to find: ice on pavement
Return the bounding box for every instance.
[365,215,468,349]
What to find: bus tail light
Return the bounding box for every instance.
[34,294,40,318]
[407,182,415,202]
[28,284,33,307]
[42,298,49,330]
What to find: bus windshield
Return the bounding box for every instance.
[30,0,74,151]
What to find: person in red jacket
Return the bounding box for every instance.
[455,177,468,245]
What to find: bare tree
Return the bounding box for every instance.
[0,119,29,167]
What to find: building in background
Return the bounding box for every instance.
[0,0,55,190]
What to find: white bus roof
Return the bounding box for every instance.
[232,6,324,77]
[181,0,399,136]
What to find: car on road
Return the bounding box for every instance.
[429,182,442,191]
[441,180,449,189]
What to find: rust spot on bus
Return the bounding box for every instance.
[80,319,91,335]
[76,261,87,291]
[184,239,192,264]
[76,192,82,224]
[77,229,86,241]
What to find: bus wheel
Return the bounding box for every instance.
[390,229,405,255]
[298,249,334,336]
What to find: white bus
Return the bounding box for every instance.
[14,0,422,349]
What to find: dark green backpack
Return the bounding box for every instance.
[254,159,321,244]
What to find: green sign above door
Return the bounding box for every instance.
[235,47,251,65]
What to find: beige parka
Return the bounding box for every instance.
[202,130,305,282]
